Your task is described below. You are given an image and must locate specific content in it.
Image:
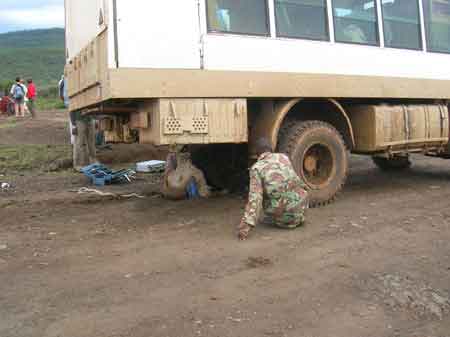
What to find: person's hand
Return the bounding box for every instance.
[238,222,251,241]
[238,230,249,241]
[72,126,78,136]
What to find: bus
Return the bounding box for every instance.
[65,0,450,206]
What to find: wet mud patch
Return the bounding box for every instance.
[246,256,273,269]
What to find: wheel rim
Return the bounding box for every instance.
[301,143,335,189]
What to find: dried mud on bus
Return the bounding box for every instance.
[65,0,450,206]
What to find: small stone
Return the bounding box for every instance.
[226,316,242,323]
[427,302,443,319]
[0,244,7,250]
[48,232,57,236]
[124,273,133,278]
[350,222,364,229]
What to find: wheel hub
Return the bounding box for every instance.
[304,155,318,173]
[302,144,334,188]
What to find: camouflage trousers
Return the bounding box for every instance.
[262,211,306,229]
[262,195,309,229]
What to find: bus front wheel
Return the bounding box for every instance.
[278,120,349,208]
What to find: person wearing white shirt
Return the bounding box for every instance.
[10,77,28,118]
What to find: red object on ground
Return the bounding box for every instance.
[27,83,37,99]
[0,96,12,114]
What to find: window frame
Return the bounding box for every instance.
[380,0,423,51]
[273,0,331,42]
[331,0,381,47]
[205,0,272,37]
[422,0,450,54]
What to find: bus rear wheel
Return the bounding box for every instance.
[372,155,411,170]
[278,120,349,208]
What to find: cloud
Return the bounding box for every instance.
[0,0,63,11]
[0,2,64,33]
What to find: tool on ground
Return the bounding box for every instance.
[80,163,136,186]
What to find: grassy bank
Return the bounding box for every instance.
[36,97,66,111]
[0,145,72,173]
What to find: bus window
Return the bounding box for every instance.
[423,0,450,53]
[332,0,379,45]
[382,0,422,50]
[206,0,270,36]
[275,0,329,41]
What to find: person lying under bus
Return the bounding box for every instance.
[161,149,211,200]
[238,138,309,241]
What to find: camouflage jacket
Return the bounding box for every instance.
[240,153,309,231]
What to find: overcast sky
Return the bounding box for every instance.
[0,0,64,33]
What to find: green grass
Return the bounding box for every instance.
[0,145,71,172]
[0,119,17,129]
[36,97,66,111]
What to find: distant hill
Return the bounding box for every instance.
[0,28,65,92]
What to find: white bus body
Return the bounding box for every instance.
[65,0,450,102]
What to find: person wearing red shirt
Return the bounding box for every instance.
[26,78,37,118]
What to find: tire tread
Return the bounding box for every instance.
[278,120,348,208]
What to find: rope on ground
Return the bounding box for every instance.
[74,187,146,199]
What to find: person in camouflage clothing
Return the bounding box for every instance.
[238,138,309,240]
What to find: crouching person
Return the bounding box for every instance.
[161,150,210,200]
[238,138,309,241]
[71,110,97,171]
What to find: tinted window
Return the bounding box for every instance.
[332,0,379,45]
[275,0,329,41]
[382,0,422,50]
[207,0,269,36]
[423,0,450,53]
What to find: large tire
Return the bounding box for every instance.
[278,120,349,207]
[372,156,411,171]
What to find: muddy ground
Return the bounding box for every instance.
[0,111,449,337]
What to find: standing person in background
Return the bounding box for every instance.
[59,75,75,145]
[58,75,69,108]
[26,79,37,118]
[10,77,27,118]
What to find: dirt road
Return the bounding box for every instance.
[0,112,449,337]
